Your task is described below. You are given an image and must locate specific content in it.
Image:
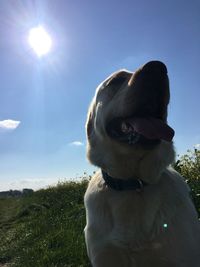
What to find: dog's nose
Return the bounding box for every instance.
[142,61,167,75]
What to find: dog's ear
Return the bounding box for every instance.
[86,108,94,139]
[86,98,97,140]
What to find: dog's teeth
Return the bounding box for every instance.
[121,122,133,133]
[121,122,129,133]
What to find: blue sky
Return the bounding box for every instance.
[0,0,200,190]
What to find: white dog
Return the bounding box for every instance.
[84,61,200,266]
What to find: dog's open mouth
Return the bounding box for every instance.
[107,116,175,145]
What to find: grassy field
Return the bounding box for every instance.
[0,180,90,267]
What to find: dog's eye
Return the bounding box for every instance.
[104,73,129,94]
[106,75,127,87]
[96,71,131,101]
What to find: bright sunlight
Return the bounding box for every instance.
[28,26,52,57]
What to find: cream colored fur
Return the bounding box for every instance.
[84,63,200,267]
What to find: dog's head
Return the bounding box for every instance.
[86,61,175,183]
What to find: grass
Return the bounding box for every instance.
[0,179,91,267]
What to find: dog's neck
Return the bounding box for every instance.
[101,170,148,191]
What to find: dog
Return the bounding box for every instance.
[84,61,200,266]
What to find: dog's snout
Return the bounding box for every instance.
[142,61,167,75]
[128,60,168,87]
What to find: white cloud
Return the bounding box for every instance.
[0,178,58,191]
[194,144,200,149]
[69,141,84,146]
[0,119,21,130]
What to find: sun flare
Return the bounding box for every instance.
[28,26,52,57]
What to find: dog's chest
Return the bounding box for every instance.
[84,179,167,249]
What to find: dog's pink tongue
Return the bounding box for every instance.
[126,117,175,142]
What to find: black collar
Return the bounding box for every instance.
[102,170,148,191]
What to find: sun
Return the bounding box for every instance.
[28,26,52,57]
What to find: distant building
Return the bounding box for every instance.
[22,188,34,195]
[0,188,34,198]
